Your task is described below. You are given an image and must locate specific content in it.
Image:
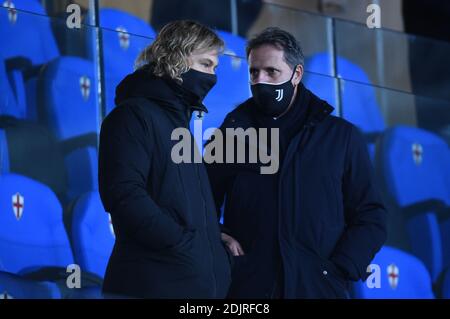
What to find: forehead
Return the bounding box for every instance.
[248,44,287,68]
[191,49,219,64]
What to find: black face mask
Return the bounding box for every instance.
[250,67,297,117]
[179,68,217,106]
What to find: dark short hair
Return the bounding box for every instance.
[246,27,304,69]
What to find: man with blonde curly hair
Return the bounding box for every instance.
[98,20,232,299]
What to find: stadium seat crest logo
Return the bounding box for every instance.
[412,143,423,165]
[79,76,91,101]
[3,0,17,24]
[11,192,24,221]
[387,263,399,289]
[116,27,130,50]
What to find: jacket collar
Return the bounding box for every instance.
[225,84,334,130]
[114,65,208,116]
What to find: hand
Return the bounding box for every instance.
[221,232,245,256]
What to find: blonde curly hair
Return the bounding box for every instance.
[135,20,224,82]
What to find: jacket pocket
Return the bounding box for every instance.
[321,258,350,299]
[168,228,196,253]
[295,246,349,299]
[162,206,187,229]
[319,221,345,259]
[164,229,210,279]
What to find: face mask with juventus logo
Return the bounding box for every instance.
[250,66,297,117]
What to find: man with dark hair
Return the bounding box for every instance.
[205,27,387,298]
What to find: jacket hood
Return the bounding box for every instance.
[114,65,208,114]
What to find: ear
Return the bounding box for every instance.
[292,64,304,85]
[186,56,194,69]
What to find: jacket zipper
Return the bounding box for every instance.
[275,124,314,297]
[188,115,218,297]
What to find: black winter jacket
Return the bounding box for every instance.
[98,67,232,298]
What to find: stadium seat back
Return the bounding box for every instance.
[71,191,115,278]
[0,271,61,299]
[38,56,98,141]
[0,173,73,274]
[376,126,450,281]
[304,52,385,134]
[0,128,9,173]
[65,146,98,202]
[0,0,59,65]
[379,126,450,206]
[353,246,434,298]
[99,8,155,114]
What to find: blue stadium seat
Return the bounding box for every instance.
[100,8,156,41]
[65,146,98,202]
[440,150,450,271]
[0,173,74,274]
[103,68,124,116]
[0,52,20,118]
[37,56,99,202]
[376,126,450,282]
[441,225,450,275]
[99,8,155,114]
[0,116,68,201]
[0,0,59,120]
[303,53,385,158]
[442,269,450,299]
[304,53,385,129]
[0,128,9,173]
[303,53,337,107]
[38,56,98,141]
[191,30,251,145]
[1,0,48,14]
[0,173,104,298]
[352,246,435,298]
[0,0,59,64]
[71,191,115,279]
[0,271,61,299]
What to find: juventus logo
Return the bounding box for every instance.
[275,89,284,102]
